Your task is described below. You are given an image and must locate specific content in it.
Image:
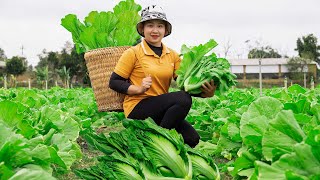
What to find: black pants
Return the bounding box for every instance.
[128,91,200,148]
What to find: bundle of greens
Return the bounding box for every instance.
[77,119,220,179]
[189,151,220,180]
[61,0,141,54]
[176,39,237,95]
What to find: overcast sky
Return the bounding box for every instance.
[0,0,319,66]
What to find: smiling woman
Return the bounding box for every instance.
[109,5,216,148]
[141,20,166,47]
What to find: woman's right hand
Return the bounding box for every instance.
[140,75,152,93]
[127,75,152,95]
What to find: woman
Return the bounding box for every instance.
[109,5,216,148]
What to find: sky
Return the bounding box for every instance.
[0,0,319,66]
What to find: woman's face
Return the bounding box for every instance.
[143,20,166,47]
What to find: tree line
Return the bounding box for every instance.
[0,42,89,88]
[0,34,319,87]
[247,34,320,62]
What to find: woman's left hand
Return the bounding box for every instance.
[200,80,216,98]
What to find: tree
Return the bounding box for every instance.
[35,66,49,81]
[6,56,27,76]
[47,52,59,70]
[0,48,7,61]
[223,39,232,58]
[248,46,282,59]
[27,65,33,72]
[63,41,73,54]
[35,66,50,88]
[36,50,61,83]
[47,51,60,81]
[70,46,89,85]
[36,49,49,69]
[295,34,320,62]
[37,50,59,69]
[35,42,89,86]
[59,47,87,84]
[287,57,311,80]
[245,39,282,59]
[57,66,70,88]
[0,48,6,76]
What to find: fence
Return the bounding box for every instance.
[0,76,317,90]
[236,78,316,89]
[0,78,88,90]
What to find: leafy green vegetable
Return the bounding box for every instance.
[75,152,145,180]
[176,39,237,94]
[240,97,284,153]
[8,164,56,180]
[0,90,84,179]
[61,0,141,53]
[3,84,320,179]
[262,110,306,162]
[79,119,222,179]
[188,147,220,180]
[254,142,320,180]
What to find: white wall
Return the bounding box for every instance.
[231,65,307,74]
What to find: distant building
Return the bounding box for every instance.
[228,58,319,79]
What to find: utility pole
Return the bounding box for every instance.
[20,45,27,67]
[21,45,24,56]
[259,59,262,96]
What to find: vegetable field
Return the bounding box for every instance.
[0,85,320,179]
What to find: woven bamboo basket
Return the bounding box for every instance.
[84,46,130,112]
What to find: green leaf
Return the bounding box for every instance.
[274,143,320,176]
[284,99,310,114]
[262,110,306,161]
[256,143,320,179]
[305,126,320,161]
[241,97,283,121]
[51,134,82,170]
[79,27,99,51]
[61,0,142,53]
[254,161,286,180]
[8,164,56,180]
[311,103,320,122]
[232,150,258,177]
[240,115,268,151]
[84,11,117,33]
[99,152,145,180]
[0,161,14,180]
[287,84,307,95]
[14,89,48,109]
[0,100,26,127]
[60,117,80,141]
[113,0,142,14]
[189,152,220,180]
[48,146,67,171]
[61,14,86,53]
[0,122,13,146]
